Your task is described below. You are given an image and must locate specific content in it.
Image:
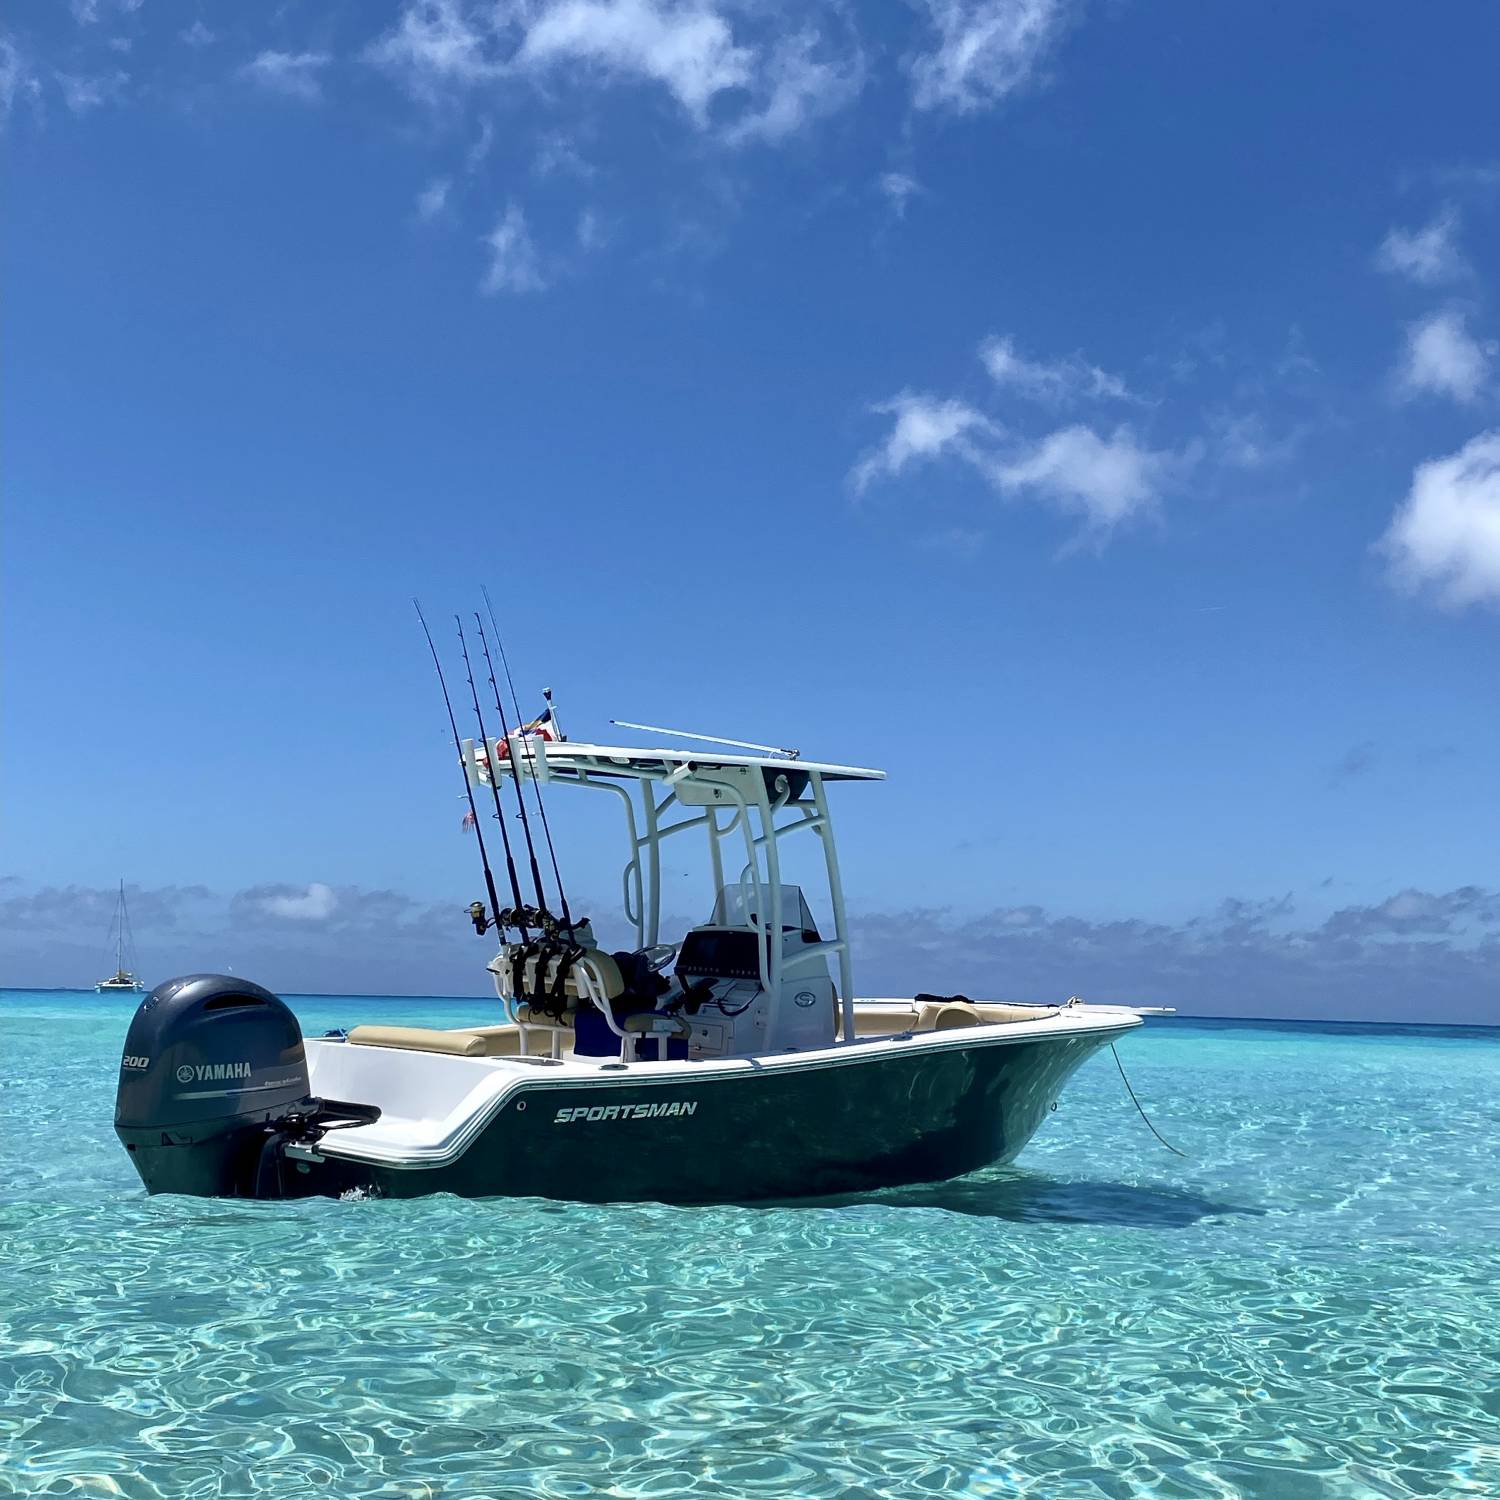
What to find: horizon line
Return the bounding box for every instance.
[2,986,1496,1031]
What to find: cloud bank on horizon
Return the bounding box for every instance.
[4,876,1498,1025]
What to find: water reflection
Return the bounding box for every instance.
[785,1171,1262,1227]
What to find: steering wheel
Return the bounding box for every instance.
[641,942,678,973]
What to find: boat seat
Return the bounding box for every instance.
[347,1025,520,1058]
[462,1025,525,1056]
[837,1008,916,1039]
[915,1001,1054,1031]
[512,1003,576,1028]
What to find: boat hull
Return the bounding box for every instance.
[294,1028,1117,1204]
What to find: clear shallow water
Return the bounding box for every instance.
[2,991,1498,1499]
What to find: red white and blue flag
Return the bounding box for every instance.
[511,707,555,743]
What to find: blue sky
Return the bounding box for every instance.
[3,1,1498,1020]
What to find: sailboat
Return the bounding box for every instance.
[96,880,145,993]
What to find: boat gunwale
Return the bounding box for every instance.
[305,1007,1142,1171]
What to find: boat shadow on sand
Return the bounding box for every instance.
[783,1173,1262,1228]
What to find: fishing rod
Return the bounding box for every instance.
[479,586,578,937]
[413,599,502,937]
[471,607,551,930]
[455,614,530,940]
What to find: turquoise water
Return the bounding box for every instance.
[3,991,1498,1499]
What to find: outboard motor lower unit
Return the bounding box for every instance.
[115,974,313,1197]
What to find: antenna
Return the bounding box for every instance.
[610,721,801,760]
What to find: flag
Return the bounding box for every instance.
[462,809,476,833]
[512,707,555,743]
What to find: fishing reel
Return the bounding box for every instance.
[497,904,537,936]
[501,904,569,938]
[468,902,552,937]
[473,903,592,942]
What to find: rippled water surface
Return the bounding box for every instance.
[3,991,1498,1498]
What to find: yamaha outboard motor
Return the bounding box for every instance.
[115,974,314,1197]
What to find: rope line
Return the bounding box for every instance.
[1111,1043,1189,1158]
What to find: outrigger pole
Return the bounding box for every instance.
[454,615,530,941]
[610,721,800,759]
[480,588,578,937]
[414,600,503,937]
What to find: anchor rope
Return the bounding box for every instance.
[1110,1042,1189,1158]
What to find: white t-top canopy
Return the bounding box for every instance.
[512,740,886,783]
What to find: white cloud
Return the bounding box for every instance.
[371,0,858,142]
[416,176,451,221]
[180,21,215,48]
[576,206,608,251]
[853,387,1178,537]
[1379,430,1500,608]
[1,35,42,124]
[368,0,500,96]
[56,70,128,113]
[466,115,494,171]
[1376,206,1466,285]
[534,131,594,178]
[851,393,997,493]
[242,50,331,102]
[1397,309,1494,405]
[517,0,752,122]
[879,171,920,218]
[1434,162,1500,193]
[258,882,338,921]
[990,424,1173,528]
[69,0,140,23]
[1208,409,1298,471]
[979,333,1136,405]
[481,203,545,293]
[910,0,1069,114]
[723,28,862,145]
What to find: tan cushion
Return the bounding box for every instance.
[838,1007,919,1039]
[915,1001,1051,1031]
[970,1002,1053,1024]
[462,1025,524,1057]
[347,1025,489,1057]
[917,1002,979,1031]
[558,948,625,1001]
[513,1003,577,1028]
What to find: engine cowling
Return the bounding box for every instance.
[115,974,313,1196]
